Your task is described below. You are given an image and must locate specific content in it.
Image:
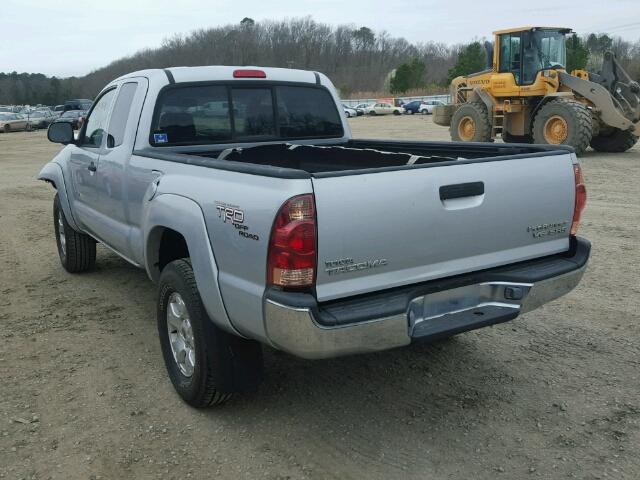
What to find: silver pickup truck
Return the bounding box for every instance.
[40,66,590,408]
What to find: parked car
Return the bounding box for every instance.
[363,102,404,115]
[343,105,358,118]
[419,99,446,114]
[27,109,57,129]
[52,110,86,129]
[354,103,372,111]
[403,100,426,114]
[40,65,589,408]
[0,112,31,132]
[64,99,93,112]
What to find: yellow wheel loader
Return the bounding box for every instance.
[434,27,640,155]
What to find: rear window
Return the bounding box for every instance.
[150,84,343,146]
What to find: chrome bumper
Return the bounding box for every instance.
[264,263,587,360]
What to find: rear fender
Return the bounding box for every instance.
[142,193,238,335]
[37,161,80,231]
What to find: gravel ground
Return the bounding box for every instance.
[0,116,639,480]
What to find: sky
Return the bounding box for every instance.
[2,0,639,78]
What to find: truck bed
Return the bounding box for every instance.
[135,140,573,177]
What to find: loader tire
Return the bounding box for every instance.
[589,128,638,153]
[532,99,592,155]
[450,102,492,142]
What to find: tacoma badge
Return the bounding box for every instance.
[324,257,388,276]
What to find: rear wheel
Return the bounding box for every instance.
[368,111,376,116]
[158,259,263,408]
[532,99,592,155]
[393,110,401,115]
[450,102,492,142]
[345,111,351,118]
[53,194,96,272]
[589,128,638,152]
[4,124,10,133]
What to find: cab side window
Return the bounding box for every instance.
[499,33,521,83]
[82,89,116,148]
[107,83,138,147]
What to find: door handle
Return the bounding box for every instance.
[88,162,97,172]
[439,182,484,200]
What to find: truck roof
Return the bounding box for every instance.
[114,66,322,86]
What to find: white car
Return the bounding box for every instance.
[419,100,446,115]
[364,102,404,116]
[342,105,358,118]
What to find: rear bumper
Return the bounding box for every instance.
[264,237,590,359]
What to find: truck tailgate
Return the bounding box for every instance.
[312,153,576,302]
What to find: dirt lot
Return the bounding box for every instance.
[1,116,639,480]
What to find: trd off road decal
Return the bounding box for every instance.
[215,202,259,241]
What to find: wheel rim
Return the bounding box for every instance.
[166,292,196,377]
[57,211,66,256]
[543,115,568,144]
[458,116,476,141]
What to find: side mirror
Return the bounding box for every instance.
[47,122,75,145]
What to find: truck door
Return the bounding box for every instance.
[90,78,149,257]
[67,88,117,235]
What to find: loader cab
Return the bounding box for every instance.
[495,27,570,86]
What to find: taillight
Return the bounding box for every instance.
[267,194,316,289]
[233,69,267,78]
[571,164,587,235]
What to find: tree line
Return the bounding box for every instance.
[1,18,639,106]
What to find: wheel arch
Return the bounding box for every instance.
[38,161,81,231]
[143,193,238,335]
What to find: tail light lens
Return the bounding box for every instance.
[571,164,587,235]
[267,194,316,289]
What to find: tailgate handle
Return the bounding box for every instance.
[439,182,484,200]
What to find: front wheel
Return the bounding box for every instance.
[368,111,376,116]
[532,99,592,155]
[393,110,401,115]
[53,194,96,272]
[345,111,351,118]
[157,259,263,408]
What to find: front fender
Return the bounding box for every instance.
[142,193,238,336]
[38,161,80,231]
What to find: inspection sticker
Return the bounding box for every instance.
[154,133,168,143]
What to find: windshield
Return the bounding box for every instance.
[523,30,566,83]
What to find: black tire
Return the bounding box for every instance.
[450,102,492,142]
[393,110,401,115]
[589,128,638,153]
[368,110,376,116]
[532,99,592,155]
[4,124,10,133]
[158,259,263,408]
[53,194,96,273]
[502,131,533,144]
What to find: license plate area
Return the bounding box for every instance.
[408,282,532,339]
